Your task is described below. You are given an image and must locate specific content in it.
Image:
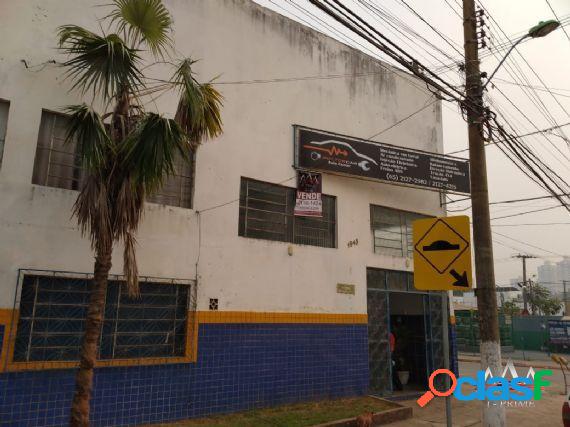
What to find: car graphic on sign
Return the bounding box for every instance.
[303,139,378,171]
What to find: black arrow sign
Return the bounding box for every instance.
[450,269,469,287]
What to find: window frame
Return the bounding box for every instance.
[32,109,83,190]
[0,98,10,169]
[370,204,429,257]
[31,109,196,209]
[3,270,197,371]
[238,177,337,249]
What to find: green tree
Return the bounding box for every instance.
[528,283,563,315]
[57,1,223,424]
[500,300,521,317]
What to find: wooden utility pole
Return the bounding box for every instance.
[461,0,506,425]
[512,254,536,314]
[562,280,570,316]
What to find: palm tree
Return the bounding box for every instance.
[56,1,223,425]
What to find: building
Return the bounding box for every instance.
[0,1,449,425]
[557,258,570,289]
[537,258,570,294]
[538,261,559,291]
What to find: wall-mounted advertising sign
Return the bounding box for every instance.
[294,126,471,194]
[294,171,322,217]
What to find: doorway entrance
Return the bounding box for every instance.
[390,292,427,392]
[367,268,445,396]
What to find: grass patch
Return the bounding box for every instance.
[154,396,396,426]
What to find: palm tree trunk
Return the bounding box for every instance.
[70,249,112,427]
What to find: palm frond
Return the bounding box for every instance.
[64,104,112,170]
[57,25,143,100]
[73,174,113,254]
[113,177,144,240]
[108,0,172,57]
[120,112,188,192]
[199,82,224,140]
[173,59,224,144]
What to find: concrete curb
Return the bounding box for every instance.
[313,397,413,426]
[459,355,561,370]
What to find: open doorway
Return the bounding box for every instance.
[389,292,428,392]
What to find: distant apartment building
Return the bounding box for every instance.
[537,258,570,294]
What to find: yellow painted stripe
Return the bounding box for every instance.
[196,311,368,324]
[0,309,367,372]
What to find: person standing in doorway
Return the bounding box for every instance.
[390,331,403,391]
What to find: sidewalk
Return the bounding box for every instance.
[387,390,565,427]
[458,351,561,370]
[386,359,567,426]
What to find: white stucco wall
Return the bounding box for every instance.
[0,0,444,313]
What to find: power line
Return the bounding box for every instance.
[492,222,570,227]
[441,0,463,19]
[493,231,563,256]
[479,0,570,129]
[308,0,468,103]
[301,0,570,213]
[494,78,570,98]
[368,97,438,139]
[489,193,570,205]
[268,0,454,104]
[446,122,570,154]
[356,0,461,70]
[446,193,570,212]
[491,116,570,212]
[491,205,564,220]
[394,0,464,57]
[493,238,527,253]
[545,0,570,44]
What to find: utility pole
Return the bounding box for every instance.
[562,280,570,316]
[512,254,536,315]
[461,1,505,425]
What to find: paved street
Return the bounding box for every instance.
[388,361,568,426]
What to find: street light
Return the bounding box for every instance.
[482,19,560,90]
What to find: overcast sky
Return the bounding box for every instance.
[254,0,570,287]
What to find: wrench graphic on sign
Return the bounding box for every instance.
[304,139,378,171]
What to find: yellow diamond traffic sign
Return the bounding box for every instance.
[413,215,472,291]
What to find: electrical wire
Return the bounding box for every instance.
[479,0,570,137]
[299,0,570,213]
[396,0,464,57]
[308,0,469,104]
[447,121,570,155]
[491,205,564,220]
[491,115,570,212]
[368,97,438,139]
[357,0,462,70]
[355,1,450,67]
[492,222,570,227]
[545,0,570,44]
[441,0,463,20]
[492,231,563,256]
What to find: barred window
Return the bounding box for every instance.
[146,152,194,209]
[371,205,427,257]
[31,110,194,208]
[0,99,10,169]
[238,177,336,248]
[13,274,190,362]
[32,110,83,190]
